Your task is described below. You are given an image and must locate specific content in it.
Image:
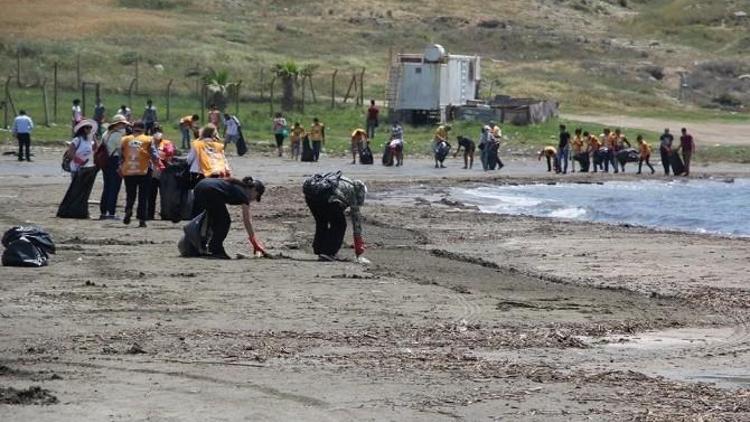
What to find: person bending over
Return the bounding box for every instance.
[454,136,475,169]
[304,173,367,262]
[191,177,267,260]
[538,146,559,172]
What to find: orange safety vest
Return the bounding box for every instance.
[193,139,229,177]
[120,134,154,176]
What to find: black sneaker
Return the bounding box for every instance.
[123,212,132,225]
[138,221,147,228]
[207,250,231,260]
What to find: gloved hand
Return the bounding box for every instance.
[353,235,365,257]
[249,235,267,256]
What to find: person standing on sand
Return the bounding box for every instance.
[147,127,176,220]
[290,122,305,161]
[189,177,267,260]
[309,117,325,162]
[587,132,602,172]
[366,100,379,139]
[57,120,99,219]
[208,104,221,130]
[12,110,33,162]
[303,172,367,262]
[557,124,571,174]
[222,113,242,153]
[120,121,159,228]
[71,99,83,133]
[659,128,674,175]
[179,114,200,150]
[93,98,106,137]
[142,99,158,135]
[571,128,584,172]
[272,112,288,157]
[636,135,655,175]
[99,114,129,220]
[676,128,695,176]
[350,128,368,164]
[118,105,133,123]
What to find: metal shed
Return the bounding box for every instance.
[386,45,481,124]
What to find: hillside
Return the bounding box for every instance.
[1,0,749,115]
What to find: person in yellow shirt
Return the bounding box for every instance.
[309,117,325,162]
[289,122,305,161]
[187,124,231,186]
[637,135,655,175]
[351,128,368,164]
[587,132,603,172]
[179,114,199,149]
[605,128,620,173]
[538,146,558,172]
[571,128,585,172]
[120,121,159,227]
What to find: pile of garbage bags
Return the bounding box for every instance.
[2,226,55,267]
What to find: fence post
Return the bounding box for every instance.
[128,78,137,109]
[5,76,17,126]
[134,56,139,95]
[81,82,86,115]
[235,80,242,116]
[166,79,173,121]
[200,84,206,122]
[259,68,265,101]
[359,67,366,106]
[330,70,338,109]
[76,54,81,88]
[41,79,49,126]
[300,77,306,113]
[53,62,58,123]
[308,75,317,103]
[269,77,276,116]
[16,51,21,88]
[343,73,357,104]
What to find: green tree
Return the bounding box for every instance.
[202,68,236,111]
[273,61,300,112]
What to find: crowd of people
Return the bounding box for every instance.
[540,125,696,177]
[6,96,705,261]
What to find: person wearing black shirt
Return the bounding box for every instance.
[557,124,571,174]
[658,128,674,175]
[191,177,267,259]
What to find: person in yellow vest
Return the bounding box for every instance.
[538,146,558,172]
[571,128,584,172]
[605,128,620,173]
[290,122,305,161]
[351,128,368,164]
[588,132,603,172]
[187,124,230,189]
[179,114,199,149]
[120,121,159,227]
[637,135,655,175]
[309,117,325,162]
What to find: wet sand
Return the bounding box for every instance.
[1,150,749,421]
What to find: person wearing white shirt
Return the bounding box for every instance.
[12,110,34,162]
[223,114,241,148]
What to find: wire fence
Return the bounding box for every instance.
[2,51,372,128]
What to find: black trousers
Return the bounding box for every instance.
[124,173,151,221]
[660,147,670,175]
[312,140,322,161]
[147,177,160,220]
[17,133,31,160]
[193,187,231,253]
[306,197,346,256]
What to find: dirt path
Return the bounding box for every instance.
[563,113,750,146]
[1,152,749,420]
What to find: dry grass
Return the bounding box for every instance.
[0,0,180,40]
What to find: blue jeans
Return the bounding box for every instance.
[366,119,378,139]
[100,155,122,217]
[557,148,570,173]
[312,140,321,161]
[181,127,191,149]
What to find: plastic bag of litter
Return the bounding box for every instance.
[178,211,210,257]
[1,226,55,267]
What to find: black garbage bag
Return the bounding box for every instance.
[300,136,315,162]
[434,142,451,162]
[236,128,248,157]
[303,171,342,201]
[178,211,211,257]
[160,160,193,223]
[359,144,374,165]
[2,226,55,267]
[574,152,590,172]
[56,167,98,219]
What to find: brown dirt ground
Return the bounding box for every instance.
[1,151,749,421]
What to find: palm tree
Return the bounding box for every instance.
[273,61,300,112]
[202,68,236,111]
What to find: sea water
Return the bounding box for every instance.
[452,179,750,237]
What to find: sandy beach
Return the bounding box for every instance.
[1,150,749,421]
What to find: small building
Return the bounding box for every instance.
[386,45,481,124]
[453,96,559,126]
